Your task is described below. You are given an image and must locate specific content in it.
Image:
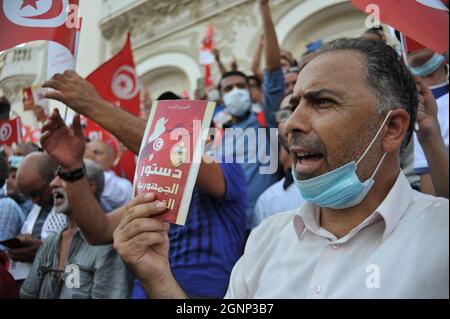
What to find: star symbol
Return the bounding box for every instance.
[20,0,39,10]
[119,80,128,90]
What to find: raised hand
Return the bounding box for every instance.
[414,75,441,143]
[40,109,86,170]
[113,194,182,297]
[43,70,103,116]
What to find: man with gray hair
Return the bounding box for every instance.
[110,38,448,299]
[21,159,133,299]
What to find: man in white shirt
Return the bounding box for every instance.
[54,38,450,299]
[85,140,132,212]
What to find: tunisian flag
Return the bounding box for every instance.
[85,34,140,182]
[352,0,449,54]
[200,25,214,89]
[0,118,22,146]
[0,0,79,54]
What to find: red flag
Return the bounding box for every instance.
[352,0,449,54]
[86,33,140,115]
[84,33,140,181]
[200,25,214,89]
[0,118,22,146]
[21,125,41,143]
[0,0,79,54]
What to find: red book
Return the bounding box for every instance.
[133,100,215,225]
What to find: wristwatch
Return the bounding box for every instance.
[57,164,86,183]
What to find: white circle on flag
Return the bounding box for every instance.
[111,66,140,100]
[3,0,69,28]
[0,123,13,142]
[153,138,164,151]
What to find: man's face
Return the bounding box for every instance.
[249,78,262,103]
[284,72,298,95]
[50,175,69,214]
[277,94,294,141]
[220,75,249,97]
[16,168,53,208]
[85,140,114,171]
[6,169,19,198]
[407,48,435,68]
[285,51,383,181]
[281,57,292,73]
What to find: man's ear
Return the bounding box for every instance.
[382,108,410,153]
[88,181,97,196]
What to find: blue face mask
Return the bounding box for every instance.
[409,53,446,77]
[293,111,392,210]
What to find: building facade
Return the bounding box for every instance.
[1,0,377,129]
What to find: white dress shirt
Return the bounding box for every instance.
[225,172,449,299]
[100,170,132,212]
[251,178,305,229]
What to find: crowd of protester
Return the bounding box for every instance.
[0,0,448,299]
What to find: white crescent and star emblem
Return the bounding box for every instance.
[3,0,69,28]
[0,123,13,142]
[111,65,140,100]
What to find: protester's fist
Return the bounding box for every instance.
[414,75,441,143]
[43,70,103,116]
[113,193,171,286]
[40,109,86,171]
[7,234,42,263]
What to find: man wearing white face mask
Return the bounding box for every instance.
[21,159,133,299]
[407,48,449,197]
[217,0,286,230]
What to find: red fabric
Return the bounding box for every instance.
[256,112,267,128]
[84,33,139,182]
[202,25,214,89]
[0,118,22,146]
[0,253,19,299]
[352,0,449,54]
[0,0,79,54]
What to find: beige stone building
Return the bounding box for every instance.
[1,0,389,129]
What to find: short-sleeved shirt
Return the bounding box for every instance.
[20,230,133,299]
[0,194,25,251]
[217,69,286,228]
[132,161,247,299]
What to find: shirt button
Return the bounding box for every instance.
[332,244,341,249]
[314,285,321,294]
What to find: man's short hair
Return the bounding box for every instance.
[248,75,262,88]
[315,38,418,147]
[218,71,250,93]
[0,155,8,189]
[0,97,11,120]
[84,159,105,201]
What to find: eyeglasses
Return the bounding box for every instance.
[276,109,293,123]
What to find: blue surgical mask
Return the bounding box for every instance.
[409,53,446,77]
[293,111,392,209]
[223,88,251,117]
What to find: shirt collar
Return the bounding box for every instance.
[293,171,413,242]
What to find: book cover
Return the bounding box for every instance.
[133,99,215,225]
